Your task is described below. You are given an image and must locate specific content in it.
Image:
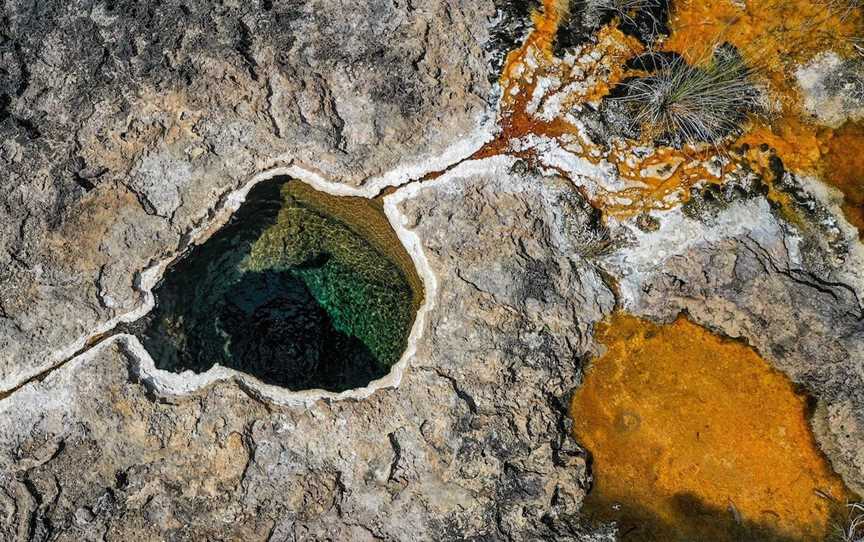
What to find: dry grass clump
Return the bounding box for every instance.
[573,0,667,29]
[831,502,864,542]
[822,0,863,21]
[828,1,864,55]
[578,0,663,26]
[614,44,764,147]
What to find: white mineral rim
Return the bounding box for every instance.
[2,120,498,405]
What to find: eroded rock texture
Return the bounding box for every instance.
[0,0,499,388]
[0,162,617,541]
[2,1,864,540]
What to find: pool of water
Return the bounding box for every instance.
[571,313,853,541]
[136,177,420,392]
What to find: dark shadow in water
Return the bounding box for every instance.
[582,491,824,542]
[215,268,382,390]
[132,176,414,392]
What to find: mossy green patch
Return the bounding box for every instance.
[242,183,414,367]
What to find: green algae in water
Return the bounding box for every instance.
[136,177,418,392]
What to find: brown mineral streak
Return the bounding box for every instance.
[571,313,854,541]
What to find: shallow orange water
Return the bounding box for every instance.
[571,314,852,541]
[821,121,864,236]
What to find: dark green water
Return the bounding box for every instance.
[136,177,416,392]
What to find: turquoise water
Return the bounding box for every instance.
[136,177,416,392]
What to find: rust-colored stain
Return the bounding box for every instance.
[666,0,864,236]
[821,121,864,237]
[571,313,853,541]
[485,0,864,232]
[665,0,860,90]
[474,1,641,165]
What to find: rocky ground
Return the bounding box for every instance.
[1,0,864,540]
[0,0,497,390]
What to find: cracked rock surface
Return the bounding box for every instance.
[2,1,864,540]
[0,161,618,541]
[601,193,864,495]
[0,0,501,389]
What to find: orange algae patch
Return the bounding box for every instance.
[664,0,864,234]
[741,118,864,239]
[600,145,738,217]
[483,0,863,228]
[738,115,825,174]
[822,121,864,237]
[480,1,641,162]
[495,0,566,118]
[664,0,861,112]
[571,313,852,541]
[665,0,861,81]
[663,0,857,168]
[498,0,569,101]
[485,2,756,217]
[475,0,573,161]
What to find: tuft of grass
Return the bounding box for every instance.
[826,1,864,56]
[832,502,864,542]
[578,0,663,28]
[822,0,864,21]
[613,44,764,147]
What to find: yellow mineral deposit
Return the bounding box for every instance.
[570,313,854,541]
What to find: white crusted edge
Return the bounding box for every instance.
[126,160,443,405]
[0,117,497,395]
[361,115,496,195]
[272,112,496,197]
[601,197,801,312]
[11,154,511,406]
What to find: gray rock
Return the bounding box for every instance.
[0,0,503,391]
[797,51,864,128]
[0,161,618,540]
[2,1,864,540]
